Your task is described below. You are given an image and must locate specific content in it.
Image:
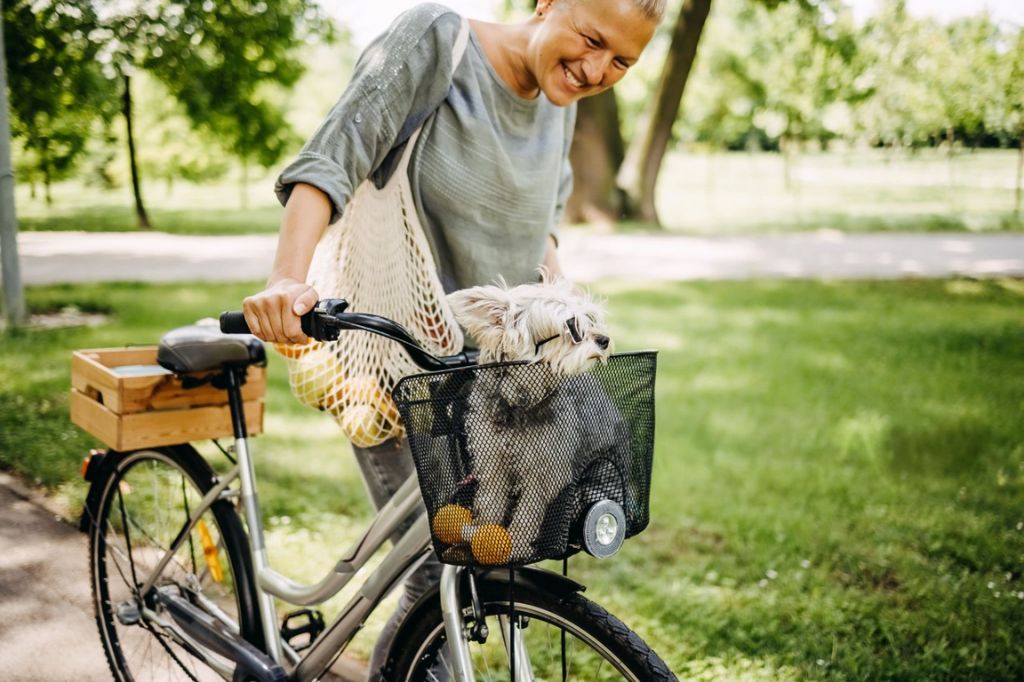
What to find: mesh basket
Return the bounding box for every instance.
[392,351,657,567]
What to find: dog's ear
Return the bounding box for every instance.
[447,286,514,348]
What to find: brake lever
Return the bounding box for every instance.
[302,298,350,341]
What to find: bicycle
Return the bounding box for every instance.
[79,298,676,681]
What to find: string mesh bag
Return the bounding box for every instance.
[274,22,470,449]
[393,351,657,568]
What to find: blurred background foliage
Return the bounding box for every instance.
[3,4,1023,677]
[3,0,1023,230]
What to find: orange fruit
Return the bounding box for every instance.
[432,504,472,545]
[471,524,512,565]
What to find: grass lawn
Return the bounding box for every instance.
[1,279,1022,679]
[646,149,1024,235]
[14,177,285,235]
[16,149,1023,236]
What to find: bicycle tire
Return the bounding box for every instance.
[87,444,263,681]
[381,569,677,681]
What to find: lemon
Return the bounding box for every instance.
[339,404,389,448]
[288,346,336,408]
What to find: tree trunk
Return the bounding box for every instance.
[0,10,26,326]
[122,73,151,229]
[240,159,249,210]
[1016,132,1023,217]
[41,142,53,206]
[565,90,625,225]
[620,0,713,225]
[781,134,794,192]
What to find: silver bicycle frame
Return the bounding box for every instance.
[136,434,482,682]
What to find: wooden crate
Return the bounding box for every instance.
[70,346,264,450]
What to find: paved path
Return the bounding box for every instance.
[17,230,1024,284]
[0,476,109,681]
[0,474,366,681]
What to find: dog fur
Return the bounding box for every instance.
[448,273,627,561]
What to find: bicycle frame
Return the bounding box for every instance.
[131,365,510,682]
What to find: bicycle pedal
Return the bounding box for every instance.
[280,608,325,651]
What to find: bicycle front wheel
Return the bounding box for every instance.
[87,445,262,681]
[382,570,677,681]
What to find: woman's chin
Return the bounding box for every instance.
[542,82,583,107]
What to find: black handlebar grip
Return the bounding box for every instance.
[219,311,251,334]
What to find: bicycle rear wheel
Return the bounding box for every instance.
[382,569,677,681]
[87,445,262,681]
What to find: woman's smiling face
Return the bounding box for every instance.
[527,0,658,106]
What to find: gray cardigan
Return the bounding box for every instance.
[275,3,576,292]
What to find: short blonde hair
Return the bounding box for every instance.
[563,0,667,22]
[632,0,667,21]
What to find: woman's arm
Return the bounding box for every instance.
[242,183,331,344]
[542,234,563,280]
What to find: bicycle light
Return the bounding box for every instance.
[581,500,626,559]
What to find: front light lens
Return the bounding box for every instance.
[595,513,618,546]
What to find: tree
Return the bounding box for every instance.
[619,0,713,224]
[2,1,115,204]
[850,1,939,151]
[918,13,1001,153]
[565,90,627,224]
[741,0,862,187]
[1000,29,1024,215]
[134,74,229,196]
[1,7,24,326]
[93,0,330,227]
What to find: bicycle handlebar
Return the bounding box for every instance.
[220,298,476,372]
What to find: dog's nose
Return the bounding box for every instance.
[594,335,610,350]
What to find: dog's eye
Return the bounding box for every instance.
[565,317,583,344]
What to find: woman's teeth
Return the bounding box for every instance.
[563,64,584,89]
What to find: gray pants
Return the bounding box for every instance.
[351,437,443,681]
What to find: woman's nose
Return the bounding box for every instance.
[582,52,614,86]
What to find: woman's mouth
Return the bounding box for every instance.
[562,63,584,90]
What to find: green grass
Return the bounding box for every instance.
[15,176,284,235]
[623,148,1024,235]
[16,149,1024,235]
[2,279,1023,678]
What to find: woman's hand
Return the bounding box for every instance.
[244,183,333,344]
[242,278,320,344]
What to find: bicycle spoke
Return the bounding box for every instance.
[182,475,198,577]
[117,483,140,591]
[93,449,247,682]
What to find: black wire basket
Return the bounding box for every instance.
[392,351,657,568]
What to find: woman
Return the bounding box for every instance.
[243,0,662,676]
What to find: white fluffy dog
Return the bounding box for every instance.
[447,274,620,562]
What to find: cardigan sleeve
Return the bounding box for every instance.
[274,4,463,224]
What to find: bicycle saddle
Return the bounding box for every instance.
[157,323,266,373]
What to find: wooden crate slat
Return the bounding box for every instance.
[71,347,266,415]
[71,388,263,450]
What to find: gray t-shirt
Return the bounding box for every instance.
[275,3,576,292]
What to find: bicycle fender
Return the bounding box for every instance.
[377,565,586,679]
[78,448,116,534]
[407,565,585,612]
[475,565,586,596]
